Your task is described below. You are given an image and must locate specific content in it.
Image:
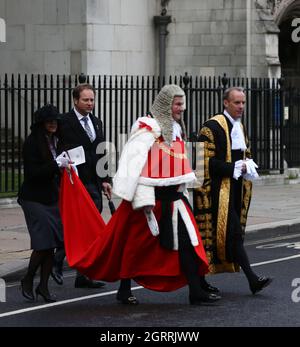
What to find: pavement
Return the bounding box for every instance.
[1,173,300,281]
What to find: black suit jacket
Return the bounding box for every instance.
[59,110,108,192]
[18,133,61,205]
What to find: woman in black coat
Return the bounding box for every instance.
[18,104,71,303]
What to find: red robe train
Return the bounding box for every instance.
[59,169,209,292]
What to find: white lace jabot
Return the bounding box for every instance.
[224,110,247,150]
[172,121,182,141]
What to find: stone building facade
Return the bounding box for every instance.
[0,0,299,79]
[0,0,157,75]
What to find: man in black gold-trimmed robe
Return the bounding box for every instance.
[194,87,273,295]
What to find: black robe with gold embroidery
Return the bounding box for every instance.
[193,114,252,274]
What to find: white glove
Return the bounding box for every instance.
[233,160,243,180]
[144,210,159,237]
[243,159,259,181]
[56,151,72,168]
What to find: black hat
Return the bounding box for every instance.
[33,104,61,124]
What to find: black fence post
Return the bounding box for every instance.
[183,72,190,138]
[251,78,258,168]
[220,73,228,113]
[221,73,228,91]
[279,76,285,174]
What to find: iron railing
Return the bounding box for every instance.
[0,73,285,194]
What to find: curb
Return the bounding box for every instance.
[0,197,19,209]
[246,218,300,234]
[253,176,300,186]
[245,220,300,243]
[0,259,28,281]
[0,225,27,232]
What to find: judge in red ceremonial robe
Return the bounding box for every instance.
[60,84,221,305]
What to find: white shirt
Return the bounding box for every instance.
[224,110,247,151]
[73,107,96,142]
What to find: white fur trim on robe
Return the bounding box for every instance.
[171,199,199,250]
[113,117,161,201]
[132,184,155,210]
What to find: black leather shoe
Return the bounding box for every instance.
[20,278,35,302]
[51,270,63,286]
[189,293,221,305]
[74,276,106,289]
[250,276,273,295]
[116,292,139,305]
[201,282,220,294]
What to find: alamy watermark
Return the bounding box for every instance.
[291,278,300,303]
[94,139,204,187]
[0,278,6,302]
[291,18,300,43]
[0,17,6,43]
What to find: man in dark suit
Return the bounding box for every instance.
[52,83,112,288]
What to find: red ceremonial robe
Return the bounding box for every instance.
[60,170,208,292]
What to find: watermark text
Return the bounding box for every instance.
[291,18,300,43]
[0,17,6,43]
[291,278,300,303]
[0,278,6,302]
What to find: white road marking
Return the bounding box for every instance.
[251,254,300,267]
[245,232,300,246]
[0,286,143,318]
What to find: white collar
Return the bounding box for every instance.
[223,110,236,125]
[74,107,90,122]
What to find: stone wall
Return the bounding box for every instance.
[85,0,157,75]
[0,0,81,74]
[165,0,240,76]
[165,0,280,77]
[0,0,284,78]
[0,0,158,76]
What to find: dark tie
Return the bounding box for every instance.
[82,116,94,142]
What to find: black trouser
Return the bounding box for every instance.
[178,213,206,299]
[53,247,65,274]
[84,182,103,213]
[155,186,207,299]
[227,210,258,285]
[117,279,132,298]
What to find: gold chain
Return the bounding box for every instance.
[155,140,187,159]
